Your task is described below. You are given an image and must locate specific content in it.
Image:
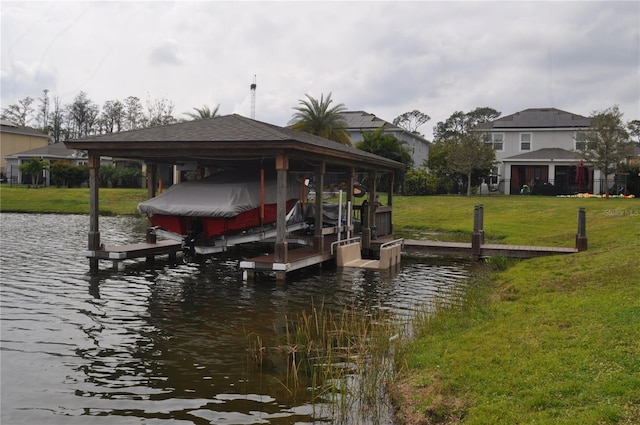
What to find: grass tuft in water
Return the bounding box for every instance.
[248,301,403,423]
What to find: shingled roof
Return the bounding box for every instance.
[65,114,405,172]
[5,141,80,159]
[1,120,50,138]
[503,148,581,161]
[476,108,591,130]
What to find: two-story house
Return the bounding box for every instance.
[475,108,598,195]
[341,111,430,169]
[0,119,49,181]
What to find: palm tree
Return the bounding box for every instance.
[19,157,48,187]
[183,104,220,120]
[289,93,351,145]
[356,126,412,193]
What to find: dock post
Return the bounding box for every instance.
[478,204,485,244]
[145,227,157,268]
[471,204,483,260]
[88,154,101,273]
[274,156,289,264]
[576,206,587,251]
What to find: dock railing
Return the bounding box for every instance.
[331,237,361,255]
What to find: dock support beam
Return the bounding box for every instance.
[576,206,587,252]
[146,162,157,199]
[88,153,101,273]
[362,170,377,256]
[274,156,289,273]
[314,162,325,254]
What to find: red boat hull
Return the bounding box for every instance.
[149,200,298,240]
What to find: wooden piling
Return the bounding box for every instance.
[576,206,588,252]
[88,154,100,273]
[471,204,484,259]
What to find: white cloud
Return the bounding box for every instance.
[1,1,638,137]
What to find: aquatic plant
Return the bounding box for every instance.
[248,301,402,423]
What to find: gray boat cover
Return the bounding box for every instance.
[137,172,303,218]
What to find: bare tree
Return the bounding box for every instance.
[145,96,176,127]
[1,96,35,126]
[123,96,145,131]
[393,110,431,135]
[67,91,99,138]
[48,96,68,143]
[36,89,50,131]
[100,100,125,133]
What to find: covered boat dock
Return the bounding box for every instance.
[65,114,405,279]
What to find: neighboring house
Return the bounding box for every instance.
[4,143,110,186]
[342,111,430,169]
[0,119,49,180]
[475,108,599,195]
[628,145,640,166]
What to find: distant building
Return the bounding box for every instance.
[341,111,430,169]
[4,143,91,186]
[475,108,600,194]
[0,119,49,180]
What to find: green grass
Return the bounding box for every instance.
[0,186,148,215]
[390,195,640,424]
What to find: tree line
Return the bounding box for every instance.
[1,90,184,143]
[4,89,639,196]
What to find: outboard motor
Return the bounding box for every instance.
[182,217,203,263]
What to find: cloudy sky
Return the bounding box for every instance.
[2,1,639,138]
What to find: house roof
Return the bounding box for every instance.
[342,111,397,131]
[5,142,83,159]
[503,148,581,161]
[342,111,430,143]
[0,120,50,139]
[476,108,591,130]
[65,114,405,173]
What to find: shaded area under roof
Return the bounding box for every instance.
[65,114,405,173]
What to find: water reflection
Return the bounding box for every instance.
[1,213,470,424]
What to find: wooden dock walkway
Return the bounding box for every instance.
[239,246,335,279]
[84,239,182,269]
[401,239,577,259]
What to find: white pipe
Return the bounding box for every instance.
[347,200,352,240]
[337,190,342,243]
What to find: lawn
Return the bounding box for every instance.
[390,195,640,425]
[0,186,148,215]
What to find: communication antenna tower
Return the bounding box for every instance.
[250,75,257,119]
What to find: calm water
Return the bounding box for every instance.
[0,213,470,424]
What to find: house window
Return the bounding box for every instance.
[575,132,587,151]
[483,133,504,151]
[520,133,531,151]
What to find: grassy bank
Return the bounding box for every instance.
[391,196,640,424]
[0,186,147,215]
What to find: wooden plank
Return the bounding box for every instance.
[86,240,182,260]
